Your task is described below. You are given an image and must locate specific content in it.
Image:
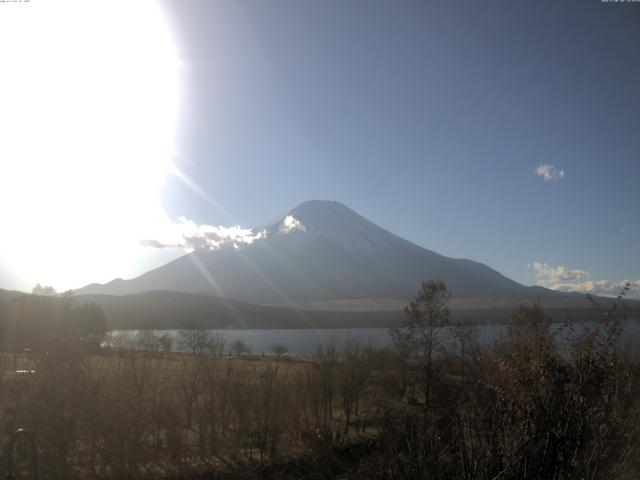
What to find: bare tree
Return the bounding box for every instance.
[158,334,173,355]
[231,339,250,357]
[32,283,57,296]
[178,328,211,355]
[270,343,288,359]
[136,330,160,356]
[390,279,450,410]
[206,332,226,357]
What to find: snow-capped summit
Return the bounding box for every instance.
[262,200,403,252]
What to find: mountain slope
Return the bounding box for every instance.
[75,200,561,303]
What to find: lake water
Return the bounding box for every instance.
[110,321,640,356]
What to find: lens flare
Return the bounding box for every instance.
[0,0,181,290]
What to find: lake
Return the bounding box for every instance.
[110,321,640,356]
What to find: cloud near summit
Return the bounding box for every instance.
[530,261,640,298]
[141,217,265,252]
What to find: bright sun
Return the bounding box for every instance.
[0,0,181,291]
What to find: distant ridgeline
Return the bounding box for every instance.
[0,293,107,352]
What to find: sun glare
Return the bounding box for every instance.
[0,1,180,290]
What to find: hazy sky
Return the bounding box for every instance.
[1,0,639,296]
[159,0,640,296]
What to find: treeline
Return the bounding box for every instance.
[0,282,639,479]
[0,294,107,352]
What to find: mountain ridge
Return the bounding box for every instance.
[74,200,566,303]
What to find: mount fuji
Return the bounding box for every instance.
[75,200,560,305]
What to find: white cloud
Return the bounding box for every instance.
[531,262,590,284]
[141,217,266,252]
[279,215,306,233]
[141,214,309,252]
[530,262,640,298]
[535,163,565,181]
